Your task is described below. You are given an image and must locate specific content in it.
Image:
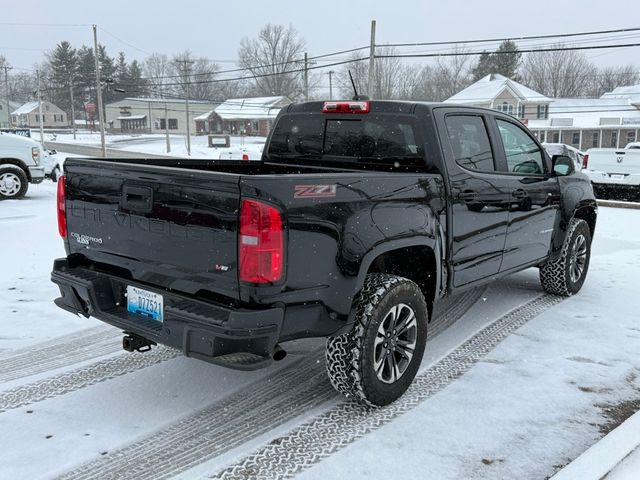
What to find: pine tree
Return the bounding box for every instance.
[47,41,78,119]
[471,40,521,82]
[127,60,147,97]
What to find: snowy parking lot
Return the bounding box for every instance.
[1,177,639,479]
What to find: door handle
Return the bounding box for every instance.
[511,189,527,200]
[458,190,478,202]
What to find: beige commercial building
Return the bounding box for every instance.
[11,101,68,128]
[105,97,218,136]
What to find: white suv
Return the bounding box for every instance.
[0,132,46,199]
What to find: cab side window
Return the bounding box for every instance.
[445,115,496,172]
[496,119,546,175]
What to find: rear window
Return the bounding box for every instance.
[267,114,425,167]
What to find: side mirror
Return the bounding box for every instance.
[552,155,575,176]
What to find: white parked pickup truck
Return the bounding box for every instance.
[0,132,46,199]
[584,142,640,198]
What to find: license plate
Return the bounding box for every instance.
[610,174,625,180]
[126,286,164,322]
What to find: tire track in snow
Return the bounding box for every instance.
[53,287,486,480]
[211,294,563,480]
[0,347,179,413]
[0,325,120,384]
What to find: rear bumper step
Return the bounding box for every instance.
[50,258,284,370]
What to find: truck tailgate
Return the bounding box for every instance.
[588,148,640,175]
[64,159,241,300]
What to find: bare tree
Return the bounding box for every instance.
[337,46,406,99]
[431,46,474,101]
[238,24,306,99]
[520,44,593,98]
[587,65,640,97]
[172,50,219,101]
[143,53,172,97]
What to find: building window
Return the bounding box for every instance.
[499,102,514,115]
[536,105,549,119]
[628,131,636,145]
[35,114,39,122]
[538,131,546,143]
[592,132,599,148]
[45,105,50,111]
[572,132,580,145]
[518,104,525,119]
[168,119,178,130]
[610,131,618,147]
[552,132,560,143]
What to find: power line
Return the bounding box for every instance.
[376,42,640,59]
[0,22,91,27]
[381,26,640,48]
[98,26,152,56]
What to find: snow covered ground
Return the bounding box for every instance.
[35,131,266,159]
[1,175,639,479]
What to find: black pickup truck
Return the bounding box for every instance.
[52,100,597,406]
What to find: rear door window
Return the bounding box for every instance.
[444,115,496,172]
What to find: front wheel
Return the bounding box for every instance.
[539,218,591,296]
[50,166,60,183]
[0,165,29,200]
[326,273,428,406]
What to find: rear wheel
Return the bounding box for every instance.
[539,218,591,296]
[326,273,428,406]
[0,165,28,200]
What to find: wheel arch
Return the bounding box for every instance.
[0,158,31,181]
[355,241,440,320]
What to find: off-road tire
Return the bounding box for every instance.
[326,273,428,407]
[539,218,591,296]
[0,165,29,200]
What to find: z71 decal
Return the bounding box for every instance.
[294,184,337,198]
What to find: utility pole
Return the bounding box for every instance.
[368,20,377,99]
[36,70,44,145]
[3,66,10,127]
[304,52,309,101]
[69,82,76,140]
[93,24,106,157]
[164,102,171,153]
[175,57,194,156]
[328,70,334,100]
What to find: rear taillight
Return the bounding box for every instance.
[239,199,283,284]
[322,101,370,114]
[57,175,67,239]
[242,154,249,161]
[582,154,589,169]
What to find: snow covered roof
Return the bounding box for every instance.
[117,97,214,105]
[601,83,640,104]
[527,97,640,129]
[117,115,146,120]
[194,110,215,121]
[214,96,290,120]
[11,101,40,115]
[445,74,551,105]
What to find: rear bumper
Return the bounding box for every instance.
[51,258,284,370]
[585,170,640,187]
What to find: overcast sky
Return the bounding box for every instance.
[1,0,638,72]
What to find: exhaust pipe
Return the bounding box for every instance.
[122,334,156,353]
[272,344,287,361]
